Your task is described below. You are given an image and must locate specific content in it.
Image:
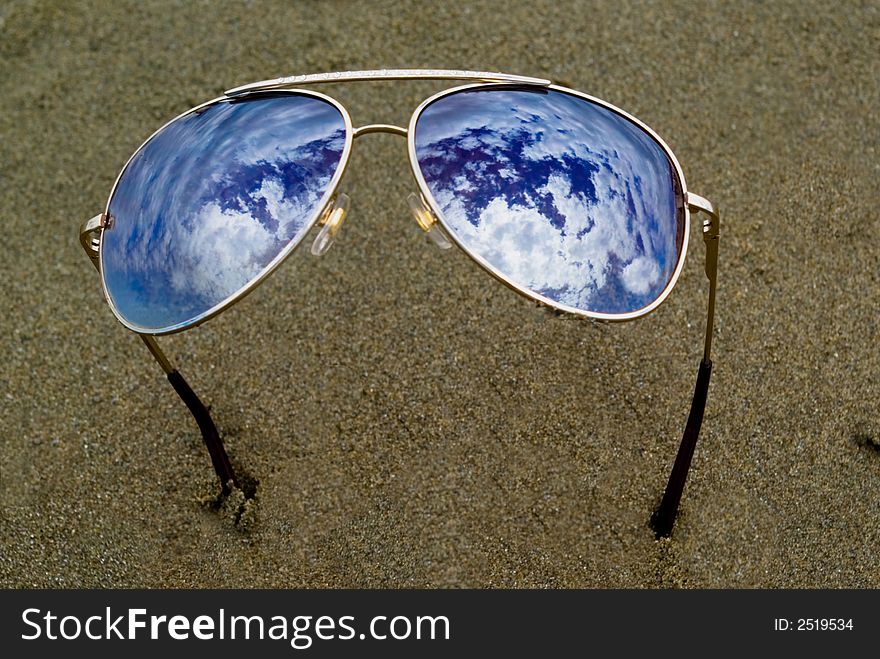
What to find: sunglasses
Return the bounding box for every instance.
[79,69,719,538]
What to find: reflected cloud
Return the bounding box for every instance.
[103,95,346,330]
[414,88,682,314]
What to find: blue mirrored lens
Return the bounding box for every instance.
[414,88,683,315]
[102,93,347,332]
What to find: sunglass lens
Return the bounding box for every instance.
[101,93,347,332]
[413,87,684,316]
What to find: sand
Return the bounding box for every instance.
[1,0,878,588]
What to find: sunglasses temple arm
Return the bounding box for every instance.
[79,215,238,495]
[140,336,239,495]
[651,196,719,538]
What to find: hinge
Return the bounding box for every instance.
[686,192,720,285]
[79,213,104,269]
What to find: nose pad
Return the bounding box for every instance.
[310,193,350,256]
[407,192,452,250]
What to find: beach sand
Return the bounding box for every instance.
[1,0,878,587]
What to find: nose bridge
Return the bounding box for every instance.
[340,121,452,251]
[352,123,408,139]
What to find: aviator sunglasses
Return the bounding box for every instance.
[79,70,720,537]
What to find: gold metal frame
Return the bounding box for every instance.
[224,69,552,97]
[80,67,718,355]
[79,69,720,535]
[80,69,717,336]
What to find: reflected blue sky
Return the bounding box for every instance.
[103,94,346,330]
[414,88,683,314]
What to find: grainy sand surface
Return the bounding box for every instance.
[1,0,878,587]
